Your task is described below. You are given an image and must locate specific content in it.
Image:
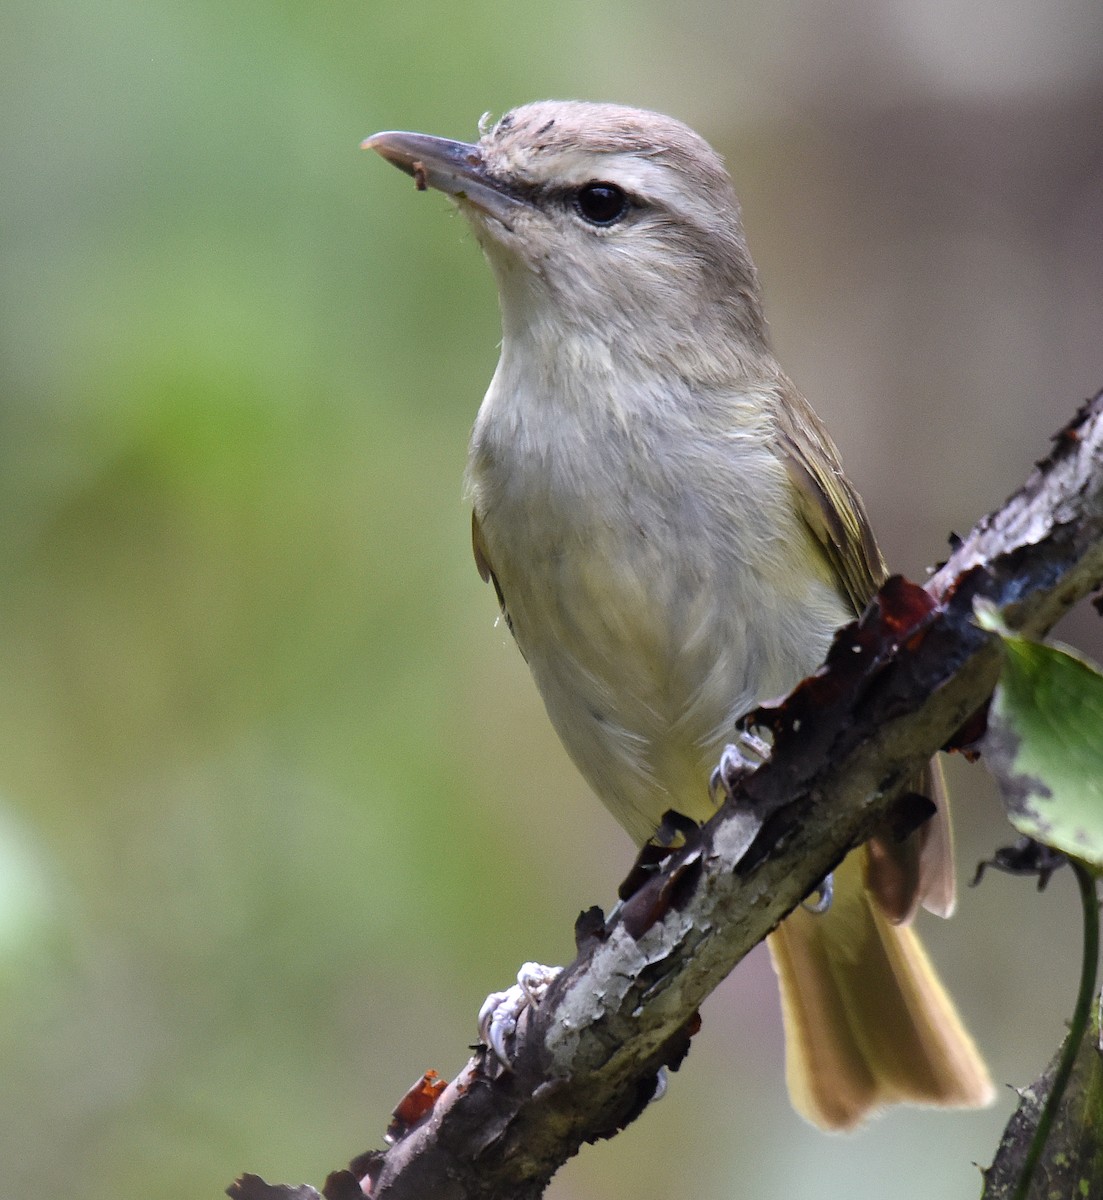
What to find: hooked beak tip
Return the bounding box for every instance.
[361,133,397,158]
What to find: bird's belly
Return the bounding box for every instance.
[485,507,843,844]
[468,376,851,844]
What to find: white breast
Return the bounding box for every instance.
[467,343,849,844]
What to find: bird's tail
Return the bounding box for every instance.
[766,851,994,1130]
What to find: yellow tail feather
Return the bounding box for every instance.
[767,852,995,1130]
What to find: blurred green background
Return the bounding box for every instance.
[2,1,1102,1197]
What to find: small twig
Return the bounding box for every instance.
[1010,861,1100,1200]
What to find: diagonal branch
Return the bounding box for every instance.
[229,390,1103,1200]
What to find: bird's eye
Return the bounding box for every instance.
[572,182,630,226]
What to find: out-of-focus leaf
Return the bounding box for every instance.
[981,994,1103,1199]
[977,607,1103,867]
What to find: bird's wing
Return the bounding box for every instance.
[774,388,887,613]
[774,386,956,921]
[472,510,518,642]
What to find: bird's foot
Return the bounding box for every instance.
[802,871,834,914]
[709,731,772,802]
[477,961,562,1071]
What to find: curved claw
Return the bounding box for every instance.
[477,987,518,1067]
[478,962,563,1070]
[802,871,834,914]
[710,732,772,802]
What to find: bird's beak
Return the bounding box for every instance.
[362,130,524,225]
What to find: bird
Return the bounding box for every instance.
[365,100,994,1130]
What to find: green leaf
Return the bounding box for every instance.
[977,607,1103,868]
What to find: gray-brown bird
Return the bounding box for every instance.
[366,101,994,1130]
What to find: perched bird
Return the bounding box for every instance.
[365,101,993,1130]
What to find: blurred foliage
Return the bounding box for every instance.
[1,1,1102,1198]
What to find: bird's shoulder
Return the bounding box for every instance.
[771,384,887,615]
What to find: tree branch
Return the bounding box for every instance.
[229,389,1103,1200]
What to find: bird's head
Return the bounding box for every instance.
[366,101,769,363]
